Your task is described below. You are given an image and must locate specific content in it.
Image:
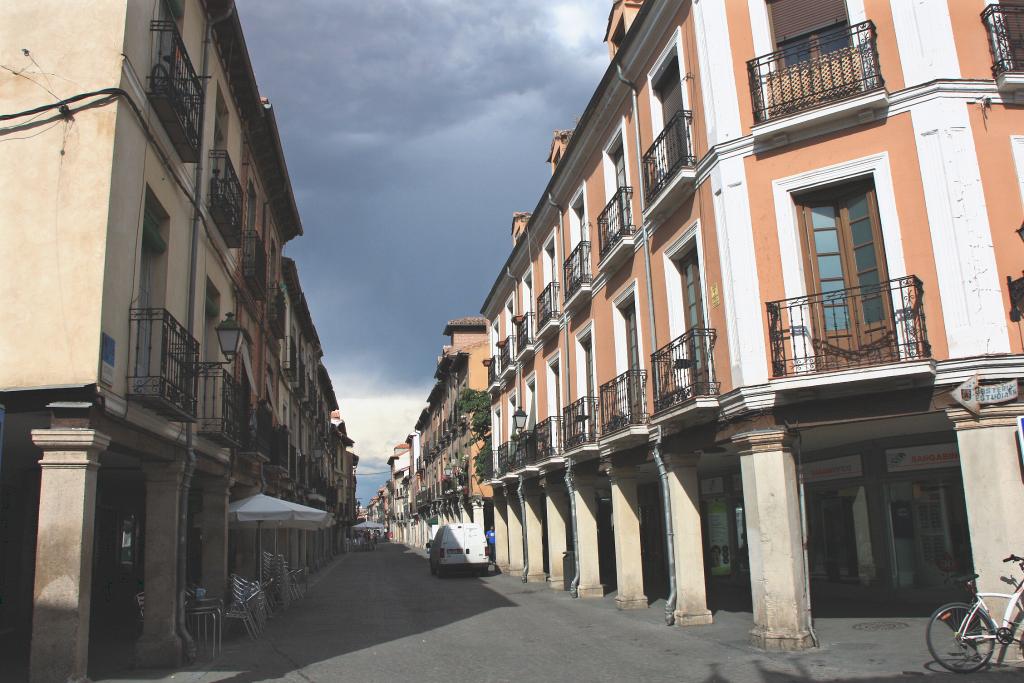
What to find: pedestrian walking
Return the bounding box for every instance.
[486,526,496,563]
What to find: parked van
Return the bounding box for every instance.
[429,523,489,577]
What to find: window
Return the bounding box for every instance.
[607,137,628,196]
[543,238,557,286]
[213,86,228,149]
[246,181,257,233]
[546,358,561,418]
[620,300,641,372]
[675,249,704,333]
[569,190,586,246]
[768,0,849,64]
[580,333,596,399]
[204,279,221,362]
[653,57,684,127]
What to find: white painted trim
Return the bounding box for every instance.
[692,0,743,147]
[889,0,961,88]
[602,120,632,202]
[1011,136,1024,211]
[545,352,562,419]
[910,98,1009,355]
[646,26,689,139]
[662,220,709,341]
[569,184,588,248]
[574,323,596,399]
[610,280,644,376]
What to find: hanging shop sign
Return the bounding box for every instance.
[951,374,1018,415]
[885,443,959,473]
[699,476,724,496]
[707,499,731,576]
[801,454,862,483]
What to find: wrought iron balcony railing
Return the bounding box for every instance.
[496,442,511,477]
[983,4,1024,77]
[208,150,243,247]
[747,21,883,124]
[534,416,561,461]
[242,230,267,300]
[487,357,499,386]
[196,363,242,446]
[765,276,930,378]
[283,337,298,382]
[537,282,559,330]
[642,110,696,203]
[651,328,719,413]
[241,401,274,459]
[147,20,202,162]
[563,241,593,301]
[268,287,286,340]
[128,308,199,421]
[597,187,636,261]
[562,396,598,449]
[499,336,515,371]
[515,432,536,468]
[599,369,648,435]
[515,312,534,355]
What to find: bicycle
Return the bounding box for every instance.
[925,554,1024,673]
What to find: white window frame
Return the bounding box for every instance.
[574,322,596,399]
[522,272,534,315]
[504,297,515,338]
[602,121,632,202]
[524,375,537,429]
[611,281,644,376]
[663,220,710,341]
[545,352,562,419]
[542,233,559,287]
[647,26,689,139]
[568,184,588,247]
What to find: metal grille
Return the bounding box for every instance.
[651,328,719,413]
[283,337,298,382]
[983,4,1024,77]
[512,433,533,469]
[534,416,561,461]
[241,401,274,459]
[499,336,515,371]
[599,370,647,435]
[597,187,636,260]
[537,282,560,330]
[267,288,286,340]
[148,20,202,161]
[642,110,696,203]
[747,21,883,124]
[562,396,598,449]
[197,363,242,446]
[208,150,243,247]
[487,357,499,387]
[128,308,199,420]
[242,230,267,300]
[496,442,511,477]
[563,241,593,301]
[766,275,930,378]
[515,312,534,355]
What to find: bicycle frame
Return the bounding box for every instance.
[960,581,1024,641]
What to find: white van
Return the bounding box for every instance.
[428,523,490,577]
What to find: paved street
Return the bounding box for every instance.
[84,544,1019,683]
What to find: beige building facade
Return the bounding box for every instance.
[481,0,1024,651]
[0,1,354,679]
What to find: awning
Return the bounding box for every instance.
[228,493,331,530]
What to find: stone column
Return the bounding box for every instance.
[507,488,525,573]
[471,498,484,527]
[734,429,812,651]
[523,479,547,583]
[135,459,186,667]
[609,464,647,610]
[664,452,712,626]
[29,428,109,683]
[199,477,230,600]
[949,406,1024,596]
[573,474,604,598]
[494,493,510,572]
[542,475,569,590]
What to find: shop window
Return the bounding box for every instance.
[888,479,972,588]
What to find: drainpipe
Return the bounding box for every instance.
[615,63,678,625]
[785,421,819,648]
[175,2,235,663]
[547,191,582,598]
[518,474,529,583]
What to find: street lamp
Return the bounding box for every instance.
[215,312,243,362]
[512,407,528,434]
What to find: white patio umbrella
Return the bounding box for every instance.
[228,494,332,581]
[352,521,385,530]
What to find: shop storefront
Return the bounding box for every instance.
[699,473,748,583]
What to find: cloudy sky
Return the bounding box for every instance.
[238,1,610,503]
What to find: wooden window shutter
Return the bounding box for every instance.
[768,0,848,43]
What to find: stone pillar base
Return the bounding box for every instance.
[134,632,182,668]
[750,627,813,652]
[674,609,713,626]
[496,563,510,574]
[615,594,648,610]
[548,577,566,591]
[526,572,547,583]
[577,584,605,598]
[507,564,524,574]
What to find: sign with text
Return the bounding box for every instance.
[951,374,1018,415]
[885,444,959,472]
[700,476,724,496]
[801,454,863,483]
[100,332,116,386]
[707,499,731,576]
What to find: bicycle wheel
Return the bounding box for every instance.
[926,601,997,673]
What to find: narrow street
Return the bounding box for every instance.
[90,545,1016,683]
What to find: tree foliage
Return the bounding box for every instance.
[458,388,492,483]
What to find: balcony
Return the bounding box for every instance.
[268,287,286,340]
[242,230,267,300]
[196,363,242,446]
[496,442,512,478]
[128,308,199,421]
[642,110,696,215]
[207,150,243,247]
[983,4,1024,92]
[597,187,636,273]
[747,21,886,142]
[766,276,931,379]
[283,337,298,383]
[147,21,202,162]
[599,369,648,437]
[534,416,561,462]
[271,426,290,470]
[563,241,593,311]
[514,432,536,469]
[515,312,535,360]
[498,336,516,380]
[562,396,598,451]
[536,282,560,341]
[486,357,500,391]
[651,328,719,418]
[240,401,274,460]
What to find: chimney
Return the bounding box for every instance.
[604,1,644,59]
[511,212,532,245]
[547,129,574,175]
